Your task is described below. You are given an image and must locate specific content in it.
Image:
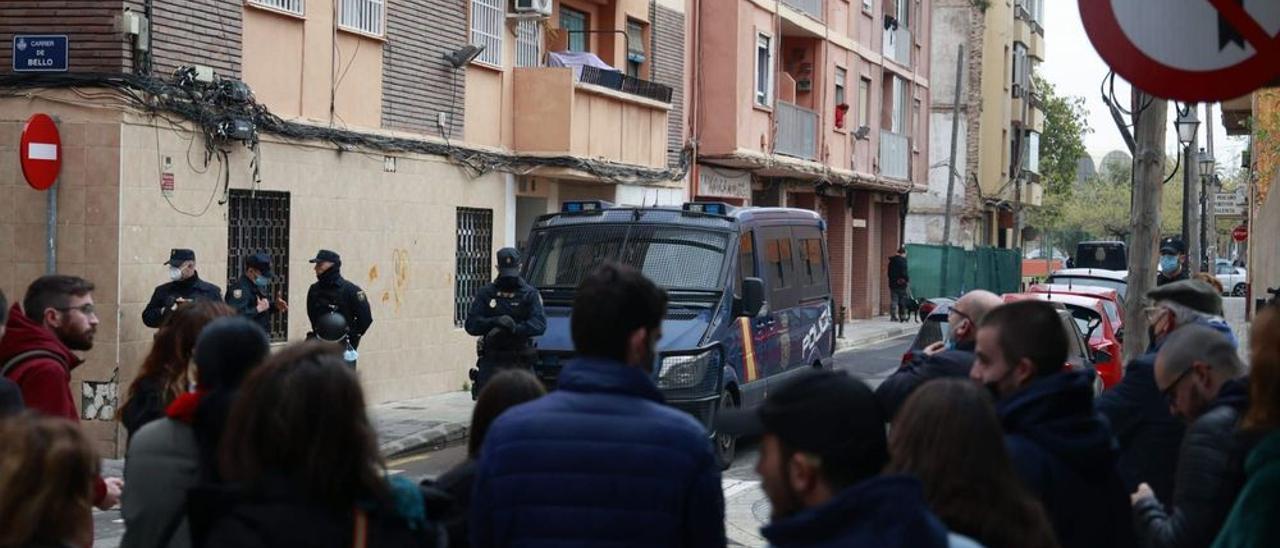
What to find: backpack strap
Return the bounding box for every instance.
[1,349,66,378]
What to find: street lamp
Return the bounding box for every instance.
[1198,148,1215,175]
[1176,108,1200,148]
[1175,106,1200,261]
[1198,147,1216,272]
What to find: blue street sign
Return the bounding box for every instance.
[13,35,68,72]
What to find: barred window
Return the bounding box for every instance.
[226,190,291,342]
[516,19,544,68]
[471,0,504,67]
[455,208,494,327]
[249,0,304,15]
[339,0,384,37]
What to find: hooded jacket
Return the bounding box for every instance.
[876,340,976,419]
[0,302,82,420]
[1096,346,1185,503]
[998,370,1135,548]
[761,475,950,548]
[1134,379,1251,548]
[1212,430,1280,548]
[121,393,204,548]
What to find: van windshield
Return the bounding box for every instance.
[526,225,730,294]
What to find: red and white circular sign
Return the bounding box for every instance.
[19,113,61,191]
[1233,225,1248,242]
[1080,0,1280,101]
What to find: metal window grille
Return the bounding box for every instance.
[339,0,384,36]
[455,208,494,327]
[516,19,543,68]
[249,0,304,15]
[471,0,504,67]
[226,190,291,342]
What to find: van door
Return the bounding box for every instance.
[759,226,801,377]
[792,225,833,367]
[731,229,768,408]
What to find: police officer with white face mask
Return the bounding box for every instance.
[141,248,223,328]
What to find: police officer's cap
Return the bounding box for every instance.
[1160,237,1186,255]
[245,253,273,278]
[497,248,521,278]
[309,249,342,265]
[165,248,196,266]
[314,311,348,342]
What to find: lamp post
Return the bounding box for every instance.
[1198,148,1216,272]
[1175,106,1200,268]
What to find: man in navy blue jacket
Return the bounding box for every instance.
[470,262,724,547]
[971,300,1134,548]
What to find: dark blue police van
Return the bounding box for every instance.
[522,200,835,466]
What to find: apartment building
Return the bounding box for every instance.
[0,0,687,455]
[1222,91,1278,318]
[691,0,931,320]
[906,0,1044,249]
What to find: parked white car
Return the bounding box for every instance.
[1214,261,1247,296]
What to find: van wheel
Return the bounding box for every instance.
[1233,283,1246,297]
[714,389,737,470]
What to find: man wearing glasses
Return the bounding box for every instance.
[1097,279,1230,506]
[0,274,124,510]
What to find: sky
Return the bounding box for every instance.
[1041,1,1248,174]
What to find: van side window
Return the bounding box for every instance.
[765,237,791,289]
[737,231,756,297]
[762,228,799,310]
[792,226,829,301]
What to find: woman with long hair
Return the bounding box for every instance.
[193,342,438,546]
[120,300,234,439]
[427,369,546,547]
[0,414,99,548]
[1213,307,1280,547]
[886,378,1060,548]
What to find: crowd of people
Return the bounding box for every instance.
[0,263,1277,547]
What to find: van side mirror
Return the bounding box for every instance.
[741,277,766,318]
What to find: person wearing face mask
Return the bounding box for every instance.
[1096,279,1228,505]
[142,249,223,328]
[305,249,372,368]
[970,300,1133,548]
[876,290,1004,419]
[463,247,545,400]
[226,253,288,333]
[469,263,724,547]
[1158,237,1190,286]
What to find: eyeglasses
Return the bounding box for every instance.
[56,304,97,317]
[1161,367,1193,406]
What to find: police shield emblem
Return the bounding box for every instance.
[357,291,366,302]
[233,289,243,299]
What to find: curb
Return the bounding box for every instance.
[834,324,916,353]
[380,422,471,459]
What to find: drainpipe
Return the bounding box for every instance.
[46,182,57,274]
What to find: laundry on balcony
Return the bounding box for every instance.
[546,51,674,104]
[547,51,619,82]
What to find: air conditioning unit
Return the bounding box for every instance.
[513,0,552,16]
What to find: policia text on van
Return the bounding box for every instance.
[521,201,835,466]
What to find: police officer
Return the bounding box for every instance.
[1158,237,1191,286]
[226,253,288,332]
[306,249,372,356]
[142,248,223,328]
[464,247,546,400]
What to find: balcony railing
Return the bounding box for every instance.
[782,0,823,21]
[880,130,910,180]
[882,28,912,67]
[580,65,673,104]
[776,101,818,160]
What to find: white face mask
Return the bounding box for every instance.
[169,267,183,281]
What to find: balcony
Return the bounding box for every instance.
[879,130,910,180]
[512,67,671,169]
[776,101,819,160]
[883,28,912,67]
[783,0,823,21]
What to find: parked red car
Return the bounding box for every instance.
[1028,283,1127,340]
[1004,292,1123,389]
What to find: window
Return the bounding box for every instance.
[455,208,494,327]
[626,20,646,78]
[1023,130,1041,174]
[561,7,588,53]
[756,33,774,107]
[516,19,544,68]
[834,67,847,106]
[889,76,907,133]
[1012,42,1029,95]
[858,77,871,128]
[338,0,384,36]
[226,190,291,342]
[737,231,756,296]
[471,0,504,67]
[249,0,304,15]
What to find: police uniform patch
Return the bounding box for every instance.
[489,299,497,308]
[357,291,366,302]
[233,289,242,299]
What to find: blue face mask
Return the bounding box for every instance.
[254,275,270,290]
[1159,255,1179,274]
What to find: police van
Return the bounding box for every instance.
[522,200,835,466]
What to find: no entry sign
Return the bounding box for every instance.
[20,113,61,191]
[1233,225,1248,242]
[1080,0,1280,101]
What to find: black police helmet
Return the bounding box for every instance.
[314,311,349,342]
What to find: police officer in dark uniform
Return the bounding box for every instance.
[465,247,546,399]
[306,249,373,358]
[1158,237,1191,286]
[142,248,223,328]
[226,253,288,332]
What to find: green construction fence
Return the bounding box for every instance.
[904,244,1023,299]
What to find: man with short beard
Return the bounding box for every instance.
[0,275,123,510]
